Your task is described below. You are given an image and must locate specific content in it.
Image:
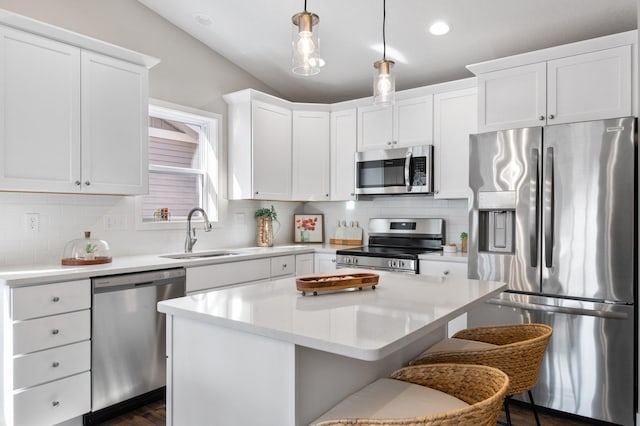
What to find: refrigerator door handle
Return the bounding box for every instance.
[529,148,539,267]
[486,298,628,320]
[543,147,554,268]
[404,151,413,192]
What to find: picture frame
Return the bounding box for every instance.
[294,214,324,243]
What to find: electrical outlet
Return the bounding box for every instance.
[25,213,40,233]
[104,214,127,230]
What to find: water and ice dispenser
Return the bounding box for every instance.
[477,191,515,254]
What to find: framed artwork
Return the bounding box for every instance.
[294,214,324,243]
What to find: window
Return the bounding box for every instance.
[136,99,220,229]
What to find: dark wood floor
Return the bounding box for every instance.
[101,399,598,425]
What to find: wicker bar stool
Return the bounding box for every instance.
[410,324,552,426]
[311,363,509,426]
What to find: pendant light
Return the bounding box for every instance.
[291,0,321,76]
[373,0,395,105]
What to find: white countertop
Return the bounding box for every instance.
[158,269,505,361]
[0,245,320,287]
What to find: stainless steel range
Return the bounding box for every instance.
[336,218,445,274]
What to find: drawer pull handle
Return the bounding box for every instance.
[51,329,60,335]
[52,296,60,302]
[52,401,60,407]
[52,361,60,368]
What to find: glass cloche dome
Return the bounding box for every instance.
[61,231,112,265]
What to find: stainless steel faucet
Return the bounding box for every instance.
[185,207,213,252]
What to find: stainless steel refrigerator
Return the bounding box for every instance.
[467,117,636,425]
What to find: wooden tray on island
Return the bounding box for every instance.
[296,273,379,296]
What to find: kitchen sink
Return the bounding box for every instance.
[160,251,240,259]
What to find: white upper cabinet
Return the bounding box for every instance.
[0,27,81,193]
[477,63,546,131]
[252,101,292,200]
[330,108,357,201]
[292,110,330,201]
[81,51,149,194]
[433,87,477,199]
[546,46,631,125]
[472,33,634,132]
[0,23,155,195]
[356,104,392,151]
[357,95,433,151]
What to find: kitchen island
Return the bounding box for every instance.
[158,270,505,426]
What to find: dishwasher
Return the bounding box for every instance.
[87,268,185,423]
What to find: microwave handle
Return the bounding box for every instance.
[405,151,412,192]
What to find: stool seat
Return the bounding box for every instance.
[311,363,509,426]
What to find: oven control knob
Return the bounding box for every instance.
[354,258,358,264]
[399,260,404,268]
[346,257,351,264]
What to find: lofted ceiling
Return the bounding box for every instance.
[137,0,637,103]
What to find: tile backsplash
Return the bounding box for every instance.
[0,192,468,268]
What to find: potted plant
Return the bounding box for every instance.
[255,205,278,247]
[460,232,468,253]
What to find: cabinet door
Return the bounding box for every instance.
[314,253,337,273]
[330,109,357,200]
[357,104,393,151]
[547,46,632,125]
[81,51,148,194]
[393,95,433,148]
[295,253,315,275]
[477,62,546,131]
[433,88,477,199]
[292,110,330,200]
[252,100,292,200]
[0,27,81,192]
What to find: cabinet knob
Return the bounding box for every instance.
[350,193,355,196]
[52,361,60,368]
[52,401,60,407]
[52,296,60,303]
[74,180,81,186]
[443,270,450,275]
[538,115,545,121]
[51,329,60,335]
[282,264,287,269]
[548,114,555,119]
[393,141,398,145]
[331,258,336,263]
[387,141,392,145]
[255,191,259,195]
[84,181,91,186]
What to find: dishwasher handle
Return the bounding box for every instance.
[93,268,186,293]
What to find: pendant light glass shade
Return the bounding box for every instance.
[373,59,395,105]
[291,9,321,76]
[373,0,395,105]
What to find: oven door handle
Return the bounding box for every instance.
[405,151,413,192]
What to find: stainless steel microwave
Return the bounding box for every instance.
[355,145,434,195]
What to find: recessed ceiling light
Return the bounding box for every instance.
[194,13,213,27]
[429,21,450,36]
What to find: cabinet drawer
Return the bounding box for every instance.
[271,255,295,278]
[12,280,90,321]
[14,340,90,390]
[186,258,271,293]
[420,261,468,279]
[14,371,90,426]
[14,310,90,355]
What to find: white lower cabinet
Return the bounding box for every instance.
[14,371,90,426]
[295,253,315,275]
[186,258,271,294]
[419,259,469,337]
[8,279,91,425]
[271,255,296,278]
[186,253,317,294]
[314,253,337,273]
